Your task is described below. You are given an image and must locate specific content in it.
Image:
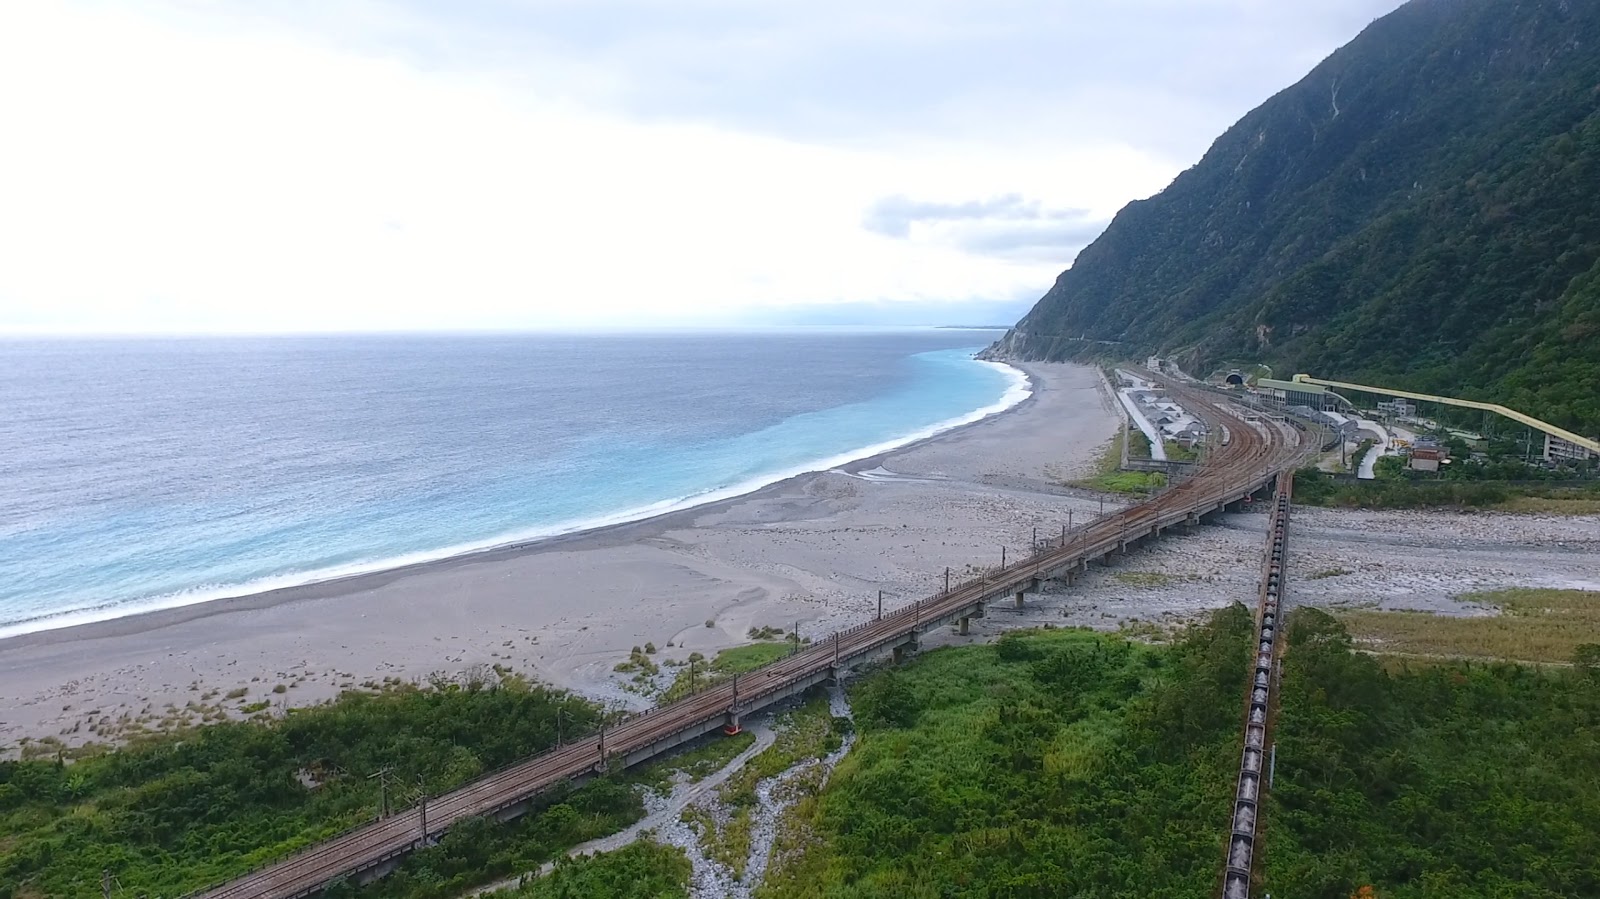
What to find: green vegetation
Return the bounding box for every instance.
[1002,1,1600,436]
[1067,435,1167,495]
[1128,427,1153,460]
[1350,437,1376,474]
[499,840,691,899]
[748,625,787,641]
[660,642,793,702]
[613,646,659,675]
[1339,588,1600,665]
[1163,439,1198,462]
[687,693,847,880]
[1292,467,1600,511]
[627,731,756,795]
[760,611,1257,898]
[333,780,643,899]
[1086,469,1166,494]
[1264,610,1600,897]
[0,677,602,898]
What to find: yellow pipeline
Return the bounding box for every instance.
[1291,374,1600,453]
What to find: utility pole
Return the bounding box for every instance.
[417,775,428,846]
[877,590,883,620]
[731,673,739,710]
[944,567,950,594]
[555,707,567,748]
[598,725,606,763]
[1001,545,1007,568]
[1032,526,1038,553]
[368,767,393,818]
[688,658,697,694]
[834,632,840,666]
[791,621,800,656]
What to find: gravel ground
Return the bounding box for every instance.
[907,507,1600,648]
[476,505,1600,898]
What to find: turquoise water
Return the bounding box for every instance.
[0,331,1025,637]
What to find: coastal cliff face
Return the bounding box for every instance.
[994,0,1600,434]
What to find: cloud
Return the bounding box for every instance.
[0,1,1408,334]
[864,194,1108,263]
[864,194,1041,238]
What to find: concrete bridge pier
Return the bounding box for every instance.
[892,640,920,664]
[958,603,986,634]
[1014,590,1026,609]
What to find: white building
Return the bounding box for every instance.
[1545,434,1597,464]
[1376,398,1417,417]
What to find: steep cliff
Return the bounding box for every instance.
[996,0,1600,434]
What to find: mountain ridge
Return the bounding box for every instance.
[991,0,1600,435]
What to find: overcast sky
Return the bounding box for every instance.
[0,0,1406,334]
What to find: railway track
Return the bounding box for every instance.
[192,378,1313,899]
[1221,471,1295,899]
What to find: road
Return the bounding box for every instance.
[191,379,1312,899]
[1356,418,1388,479]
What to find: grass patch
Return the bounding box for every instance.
[1294,467,1600,512]
[659,642,793,703]
[684,692,846,881]
[719,693,844,808]
[1263,609,1600,897]
[498,839,690,899]
[0,680,606,898]
[625,730,756,795]
[1128,427,1153,460]
[612,646,660,676]
[1338,588,1600,664]
[1500,495,1600,514]
[760,614,1258,898]
[1164,439,1199,462]
[1064,432,1167,494]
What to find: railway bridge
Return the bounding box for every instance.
[191,378,1314,899]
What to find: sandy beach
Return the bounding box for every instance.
[0,362,1124,754]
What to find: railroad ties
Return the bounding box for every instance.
[1221,473,1293,899]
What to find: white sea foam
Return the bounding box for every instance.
[0,358,1032,641]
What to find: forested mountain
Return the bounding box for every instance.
[989,0,1600,435]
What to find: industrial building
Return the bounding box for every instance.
[1253,378,1344,413]
[1546,434,1598,464]
[1409,436,1448,472]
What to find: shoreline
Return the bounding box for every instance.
[0,361,1120,753]
[0,358,1032,648]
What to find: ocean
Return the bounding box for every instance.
[0,331,1026,638]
